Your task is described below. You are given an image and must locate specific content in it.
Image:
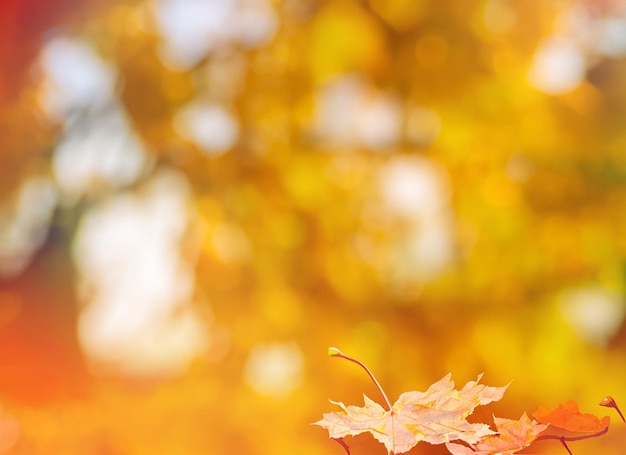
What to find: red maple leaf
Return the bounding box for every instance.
[532,400,610,433]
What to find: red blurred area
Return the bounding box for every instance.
[0,0,92,407]
[0,0,87,105]
[0,227,89,405]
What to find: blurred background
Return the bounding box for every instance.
[0,0,625,453]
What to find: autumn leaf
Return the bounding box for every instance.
[532,400,610,433]
[315,373,507,454]
[445,413,549,455]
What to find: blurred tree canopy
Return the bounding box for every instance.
[0,0,625,454]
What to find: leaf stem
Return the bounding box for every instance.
[333,438,351,455]
[327,347,393,412]
[535,425,609,453]
[558,437,573,455]
[599,396,625,423]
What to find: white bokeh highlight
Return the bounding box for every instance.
[52,107,150,197]
[244,341,304,399]
[38,36,116,120]
[379,157,451,219]
[174,102,239,155]
[559,285,626,347]
[73,170,207,377]
[360,156,456,296]
[528,37,585,95]
[153,0,278,70]
[595,17,626,57]
[315,76,402,150]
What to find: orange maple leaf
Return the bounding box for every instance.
[445,413,549,455]
[532,400,610,433]
[315,373,507,454]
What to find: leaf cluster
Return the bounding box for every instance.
[316,348,621,455]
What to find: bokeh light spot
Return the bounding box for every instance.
[38,36,116,120]
[559,285,625,347]
[314,76,401,150]
[73,170,208,377]
[528,37,585,95]
[153,0,278,70]
[244,341,304,399]
[52,107,150,197]
[174,102,239,155]
[378,157,450,219]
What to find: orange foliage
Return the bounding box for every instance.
[0,0,625,454]
[533,400,610,433]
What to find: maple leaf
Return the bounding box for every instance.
[315,373,507,454]
[445,413,549,455]
[532,400,610,433]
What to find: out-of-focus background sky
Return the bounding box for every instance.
[0,0,625,453]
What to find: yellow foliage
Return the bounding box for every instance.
[0,0,625,454]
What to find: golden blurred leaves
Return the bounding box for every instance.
[0,0,626,454]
